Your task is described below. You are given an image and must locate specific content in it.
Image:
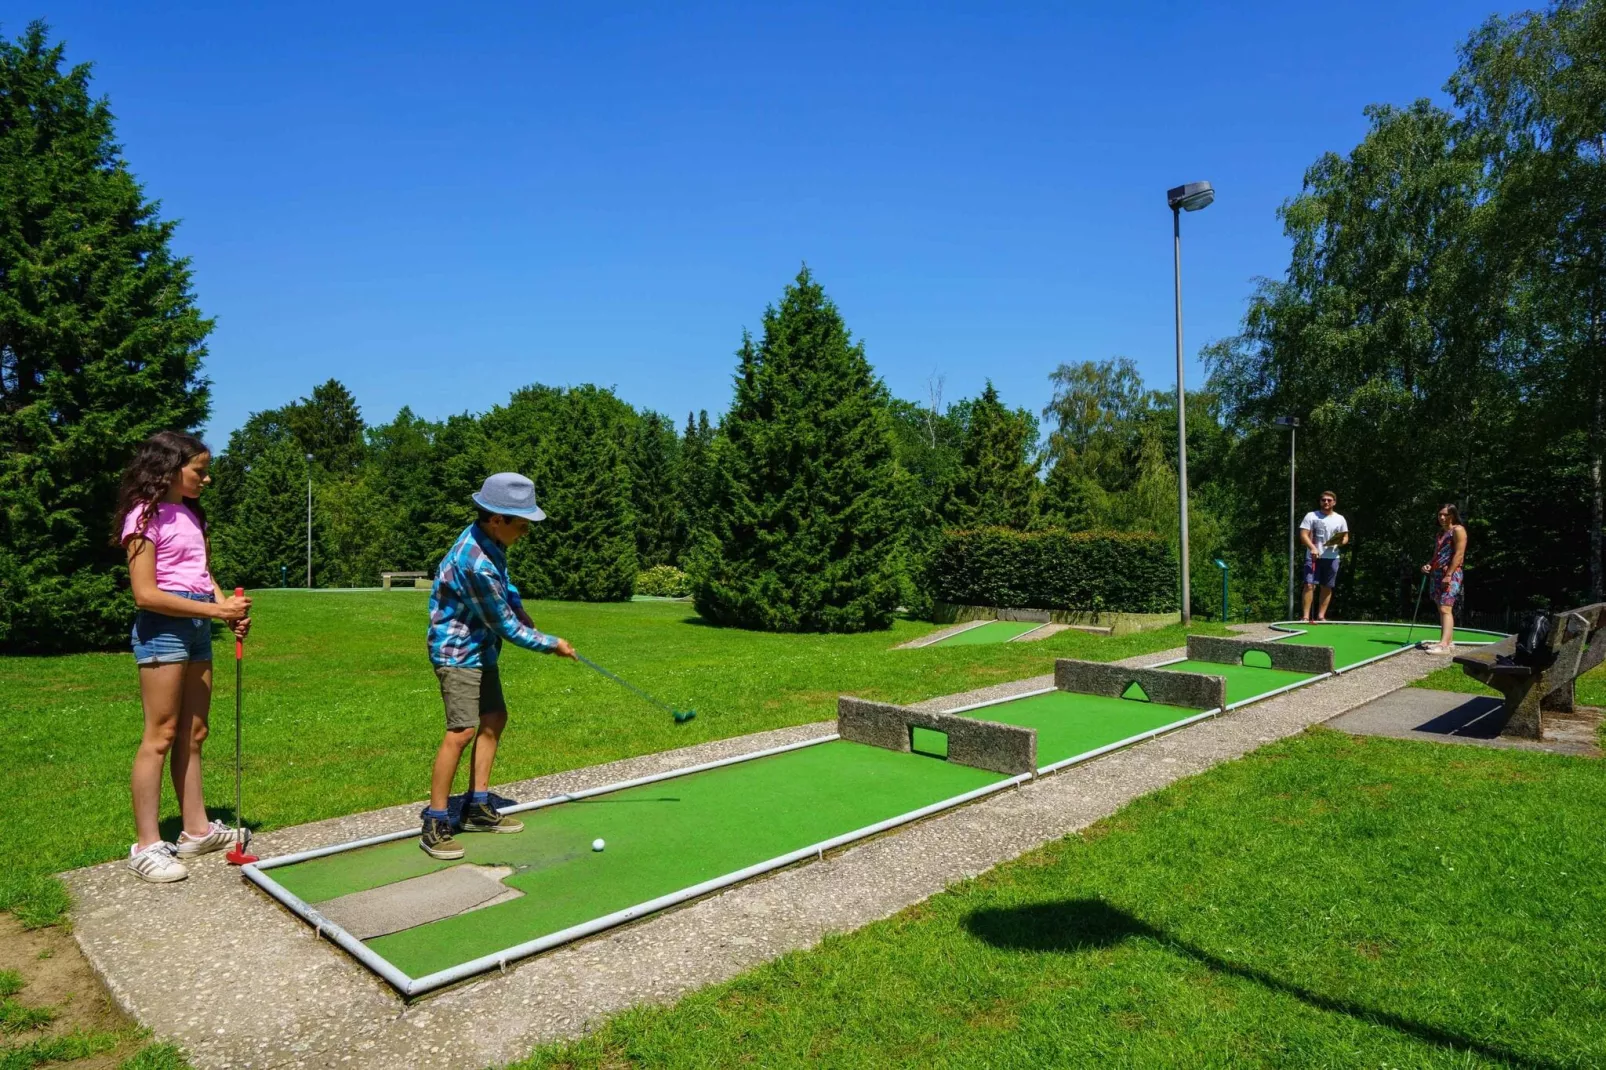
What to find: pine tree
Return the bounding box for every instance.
[689,267,905,631]
[509,387,636,601]
[675,409,715,564]
[209,436,322,589]
[628,411,681,569]
[943,381,1040,530]
[0,23,213,652]
[285,379,366,474]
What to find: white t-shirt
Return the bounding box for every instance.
[1300,510,1348,559]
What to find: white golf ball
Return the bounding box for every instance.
[592,838,606,852]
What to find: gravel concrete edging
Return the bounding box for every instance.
[63,642,1451,1070]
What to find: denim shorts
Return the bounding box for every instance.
[131,591,215,665]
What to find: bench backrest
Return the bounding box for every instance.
[1542,602,1606,683]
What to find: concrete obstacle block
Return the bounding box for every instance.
[1054,659,1227,713]
[1185,634,1335,675]
[837,697,1036,777]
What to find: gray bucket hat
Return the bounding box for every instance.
[472,472,547,522]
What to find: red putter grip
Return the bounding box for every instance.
[234,587,245,658]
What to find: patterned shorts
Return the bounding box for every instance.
[1432,570,1463,607]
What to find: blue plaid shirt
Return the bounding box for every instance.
[427,523,561,667]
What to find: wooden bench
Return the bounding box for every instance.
[380,571,429,590]
[1452,602,1606,739]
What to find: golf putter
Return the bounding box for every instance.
[576,653,696,724]
[1404,572,1429,648]
[226,587,257,865]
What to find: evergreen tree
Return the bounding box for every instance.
[0,23,213,652]
[675,410,715,564]
[285,379,366,474]
[210,436,323,589]
[689,267,905,632]
[509,387,636,601]
[943,382,1039,530]
[628,411,681,568]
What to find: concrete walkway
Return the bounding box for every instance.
[1326,686,1603,756]
[66,640,1451,1070]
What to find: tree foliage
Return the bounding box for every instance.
[1203,0,1605,621]
[689,267,906,631]
[0,23,212,652]
[942,382,1039,530]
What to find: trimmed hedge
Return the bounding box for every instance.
[931,527,1177,613]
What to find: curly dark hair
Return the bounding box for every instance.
[111,430,211,547]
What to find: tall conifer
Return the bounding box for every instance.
[0,24,212,651]
[944,382,1040,530]
[690,267,903,631]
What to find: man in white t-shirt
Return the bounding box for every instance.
[1299,490,1349,623]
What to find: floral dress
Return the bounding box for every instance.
[1431,527,1464,607]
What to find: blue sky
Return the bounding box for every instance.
[24,1,1507,443]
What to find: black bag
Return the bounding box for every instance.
[1513,612,1552,667]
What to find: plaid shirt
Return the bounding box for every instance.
[427,523,561,667]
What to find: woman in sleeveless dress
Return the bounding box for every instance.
[1419,504,1467,654]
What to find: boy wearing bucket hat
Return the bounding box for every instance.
[419,473,577,859]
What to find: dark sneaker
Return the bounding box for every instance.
[420,815,465,859]
[461,801,524,834]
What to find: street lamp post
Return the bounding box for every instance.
[1167,180,1214,626]
[305,453,315,589]
[1213,558,1230,623]
[1274,416,1300,619]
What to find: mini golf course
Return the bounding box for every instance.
[244,620,1503,997]
[926,620,1048,646]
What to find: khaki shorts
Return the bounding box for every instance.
[434,664,507,731]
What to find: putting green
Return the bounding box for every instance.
[962,690,1204,764]
[276,741,1005,978]
[257,620,1509,988]
[931,620,1044,646]
[1273,622,1502,670]
[1158,659,1315,706]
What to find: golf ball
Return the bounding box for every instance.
[592,838,606,852]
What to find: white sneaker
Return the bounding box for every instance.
[176,818,236,858]
[128,841,188,883]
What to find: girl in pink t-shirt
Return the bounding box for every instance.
[113,431,252,884]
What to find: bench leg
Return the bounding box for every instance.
[383,577,391,591]
[1542,679,1575,714]
[1500,683,1544,740]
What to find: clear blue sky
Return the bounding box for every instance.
[24,1,1507,444]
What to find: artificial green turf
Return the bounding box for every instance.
[517,728,1606,1069]
[0,593,1227,928]
[293,623,1488,980]
[275,740,1004,978]
[931,621,1044,646]
[1273,621,1502,669]
[964,691,1203,766]
[1159,659,1315,706]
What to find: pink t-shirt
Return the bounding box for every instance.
[121,502,214,595]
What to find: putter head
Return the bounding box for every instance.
[674,709,696,725]
[226,826,257,865]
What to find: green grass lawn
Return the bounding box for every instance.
[519,728,1606,1069]
[0,592,1219,928]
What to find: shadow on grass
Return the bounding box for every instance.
[963,898,1560,1070]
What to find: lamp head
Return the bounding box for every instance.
[1213,559,1228,571]
[1273,416,1300,429]
[1167,181,1215,212]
